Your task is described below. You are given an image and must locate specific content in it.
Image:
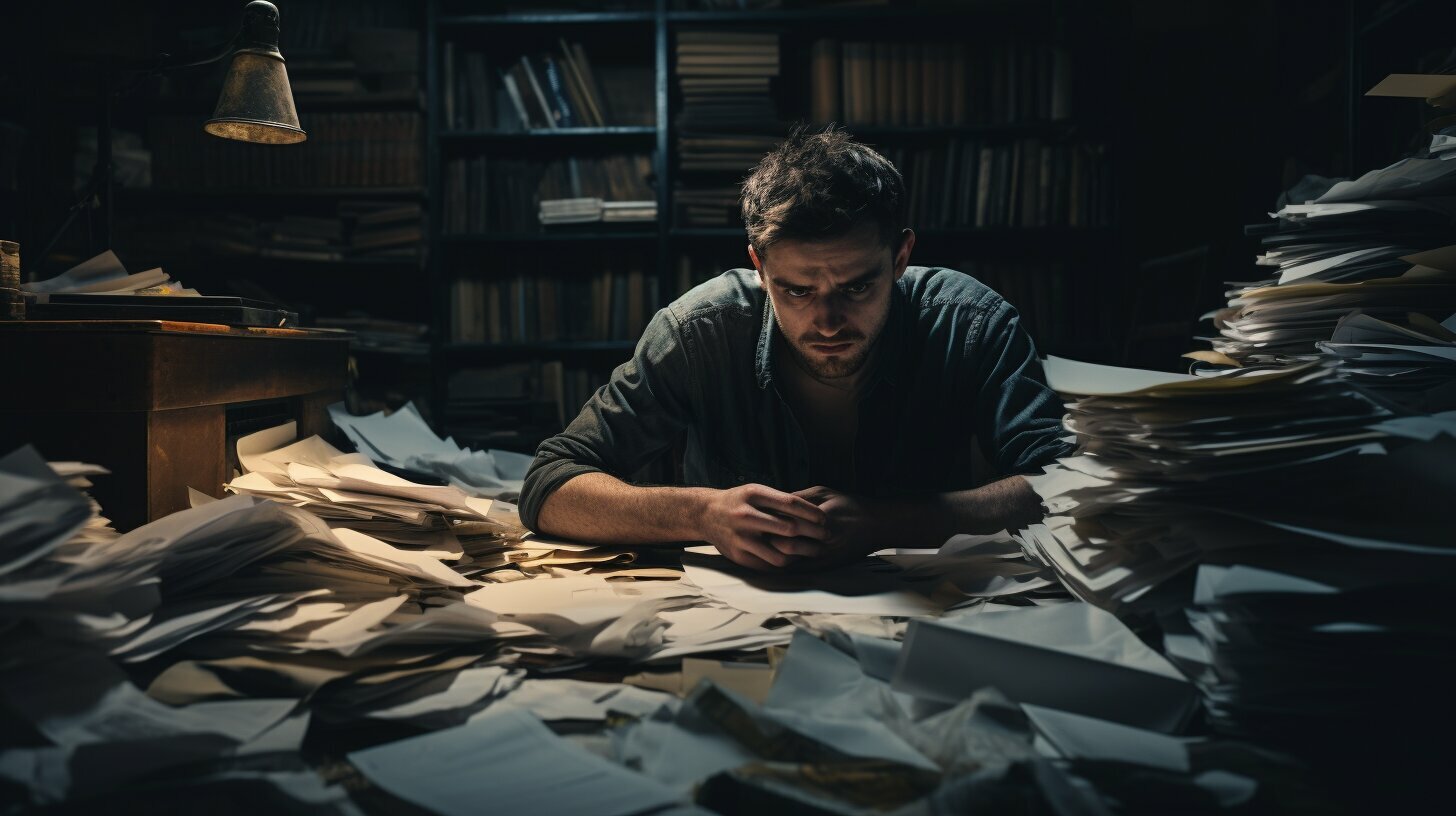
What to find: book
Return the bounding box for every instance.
[519,56,560,129]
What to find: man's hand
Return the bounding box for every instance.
[768,485,886,570]
[702,483,828,571]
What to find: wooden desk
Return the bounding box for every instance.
[1,320,349,530]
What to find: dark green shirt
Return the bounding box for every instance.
[518,267,1071,531]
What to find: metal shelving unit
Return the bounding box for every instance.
[424,0,1112,431]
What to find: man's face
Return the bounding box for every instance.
[750,225,915,380]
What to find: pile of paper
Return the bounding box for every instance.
[1020,355,1456,806]
[21,249,196,296]
[1317,307,1456,411]
[1016,356,1436,609]
[1163,551,1456,780]
[328,401,532,500]
[227,421,531,570]
[605,615,1296,813]
[0,454,425,805]
[1205,134,1456,365]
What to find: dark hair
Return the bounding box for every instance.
[740,126,905,253]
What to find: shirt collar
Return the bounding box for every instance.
[755,277,907,391]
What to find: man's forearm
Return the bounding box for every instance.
[534,471,715,544]
[874,475,1045,549]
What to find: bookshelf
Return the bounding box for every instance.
[425,0,1119,451]
[101,3,433,416]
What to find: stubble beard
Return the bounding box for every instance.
[788,337,873,380]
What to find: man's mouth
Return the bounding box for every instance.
[809,341,855,354]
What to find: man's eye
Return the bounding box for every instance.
[785,287,811,298]
[844,282,871,295]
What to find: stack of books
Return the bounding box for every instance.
[809,40,1071,126]
[444,39,653,131]
[675,30,780,132]
[540,197,657,226]
[343,201,424,257]
[446,154,655,233]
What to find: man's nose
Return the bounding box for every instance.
[812,295,847,334]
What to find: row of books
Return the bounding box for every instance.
[443,154,655,233]
[677,133,780,173]
[810,40,1072,127]
[150,112,421,190]
[190,202,423,262]
[450,264,660,344]
[675,30,781,131]
[540,198,657,226]
[674,184,743,227]
[442,40,653,131]
[886,138,1113,230]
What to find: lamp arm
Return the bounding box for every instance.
[127,0,283,82]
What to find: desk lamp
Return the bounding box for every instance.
[37,1,306,267]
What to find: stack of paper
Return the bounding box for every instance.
[605,623,1289,812]
[1315,285,1456,411]
[227,422,532,570]
[328,401,532,500]
[1163,547,1456,804]
[1017,356,1429,609]
[1021,355,1456,806]
[44,459,118,546]
[21,249,196,296]
[1204,132,1456,365]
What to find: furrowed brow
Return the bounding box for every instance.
[840,269,882,288]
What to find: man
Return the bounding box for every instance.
[519,128,1070,571]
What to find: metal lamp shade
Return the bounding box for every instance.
[205,49,307,144]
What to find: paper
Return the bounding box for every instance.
[348,706,682,816]
[363,666,520,727]
[1024,704,1190,772]
[1042,356,1199,396]
[494,678,675,721]
[1364,73,1456,99]
[892,604,1197,732]
[329,401,528,499]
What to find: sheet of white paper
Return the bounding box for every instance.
[464,574,646,626]
[366,666,518,724]
[680,549,946,616]
[495,679,675,721]
[1043,356,1199,396]
[348,706,681,816]
[330,528,474,588]
[1024,704,1191,772]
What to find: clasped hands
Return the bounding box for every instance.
[702,482,883,572]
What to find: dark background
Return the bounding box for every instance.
[1,0,1449,449]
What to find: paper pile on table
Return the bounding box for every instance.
[227,421,532,573]
[1316,292,1456,411]
[328,401,532,500]
[1014,356,1442,610]
[1021,356,1456,807]
[21,249,197,296]
[1204,133,1456,366]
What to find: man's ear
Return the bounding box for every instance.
[748,244,764,283]
[892,229,916,281]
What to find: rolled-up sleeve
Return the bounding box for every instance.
[518,307,696,531]
[969,299,1072,475]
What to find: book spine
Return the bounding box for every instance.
[540,54,577,128]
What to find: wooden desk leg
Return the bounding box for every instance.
[295,389,343,440]
[147,405,225,524]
